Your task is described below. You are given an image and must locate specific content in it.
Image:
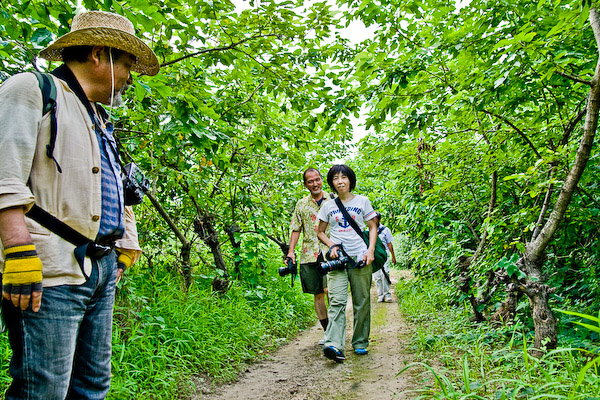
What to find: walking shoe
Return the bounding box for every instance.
[354,348,368,356]
[377,296,384,303]
[318,336,326,346]
[384,294,393,303]
[323,346,345,363]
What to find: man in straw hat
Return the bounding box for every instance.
[0,10,159,399]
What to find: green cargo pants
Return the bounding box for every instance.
[322,263,372,352]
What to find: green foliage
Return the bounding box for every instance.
[0,256,314,398]
[396,275,600,399]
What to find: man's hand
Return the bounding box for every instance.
[284,253,296,265]
[2,243,43,312]
[116,249,136,284]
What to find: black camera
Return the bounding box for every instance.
[317,255,351,275]
[317,244,360,275]
[279,257,297,277]
[122,162,151,206]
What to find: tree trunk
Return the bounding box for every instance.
[146,191,195,289]
[180,242,193,289]
[516,7,600,351]
[225,223,242,278]
[194,213,230,293]
[490,286,521,325]
[457,171,497,322]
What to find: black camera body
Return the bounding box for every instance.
[279,257,297,277]
[317,244,361,275]
[123,162,150,206]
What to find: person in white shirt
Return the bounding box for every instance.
[373,213,396,302]
[317,164,377,362]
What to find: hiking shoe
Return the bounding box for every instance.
[384,294,393,303]
[323,346,345,363]
[354,348,368,356]
[318,336,326,346]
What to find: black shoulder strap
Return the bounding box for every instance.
[31,71,62,173]
[334,197,368,246]
[26,204,113,280]
[377,225,385,234]
[26,204,90,248]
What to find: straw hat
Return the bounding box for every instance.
[39,11,159,76]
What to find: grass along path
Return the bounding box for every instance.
[195,269,422,399]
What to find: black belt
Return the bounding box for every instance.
[26,204,116,279]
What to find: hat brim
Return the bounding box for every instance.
[39,27,159,76]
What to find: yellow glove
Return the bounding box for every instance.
[2,243,43,292]
[116,249,136,270]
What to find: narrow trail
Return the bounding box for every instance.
[196,270,420,400]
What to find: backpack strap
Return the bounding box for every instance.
[31,71,62,173]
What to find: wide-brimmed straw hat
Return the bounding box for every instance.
[39,11,159,76]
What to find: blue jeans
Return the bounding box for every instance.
[2,251,117,400]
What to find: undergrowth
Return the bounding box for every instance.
[0,260,314,399]
[395,275,600,399]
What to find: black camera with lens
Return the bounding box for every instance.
[318,255,351,275]
[122,162,151,206]
[317,244,360,275]
[279,257,297,277]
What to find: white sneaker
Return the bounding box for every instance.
[377,296,384,303]
[318,336,326,346]
[384,294,392,303]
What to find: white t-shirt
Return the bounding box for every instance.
[317,194,376,257]
[377,225,394,253]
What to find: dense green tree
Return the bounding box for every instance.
[346,0,600,350]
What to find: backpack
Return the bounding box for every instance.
[31,71,61,173]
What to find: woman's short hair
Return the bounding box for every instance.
[327,164,356,193]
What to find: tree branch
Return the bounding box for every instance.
[555,70,592,86]
[220,80,265,117]
[146,191,189,246]
[482,109,542,159]
[160,34,280,67]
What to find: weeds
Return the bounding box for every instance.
[0,260,314,399]
[395,275,600,399]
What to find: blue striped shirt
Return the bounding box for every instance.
[93,114,125,240]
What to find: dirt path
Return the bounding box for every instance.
[196,270,420,400]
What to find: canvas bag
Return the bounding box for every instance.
[334,197,388,273]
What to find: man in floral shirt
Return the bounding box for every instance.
[285,168,331,344]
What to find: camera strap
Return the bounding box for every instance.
[26,204,114,280]
[334,198,391,284]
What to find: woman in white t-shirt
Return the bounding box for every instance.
[316,164,377,362]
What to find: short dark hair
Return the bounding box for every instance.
[326,164,356,193]
[303,168,321,183]
[61,46,130,63]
